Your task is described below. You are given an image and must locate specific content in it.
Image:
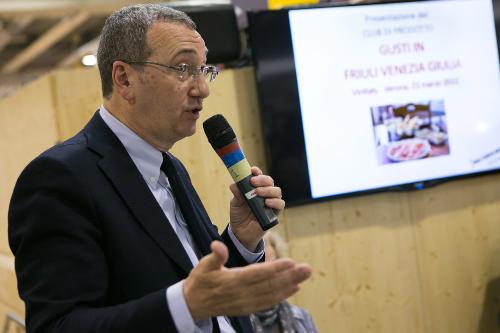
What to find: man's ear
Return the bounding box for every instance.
[111,61,136,103]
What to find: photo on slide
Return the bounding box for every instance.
[371,100,450,164]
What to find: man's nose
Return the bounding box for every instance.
[190,75,210,99]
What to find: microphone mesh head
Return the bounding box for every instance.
[203,114,236,149]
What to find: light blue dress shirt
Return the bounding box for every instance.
[99,106,264,333]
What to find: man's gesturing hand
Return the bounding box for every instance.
[183,241,312,322]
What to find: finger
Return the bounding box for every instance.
[251,166,263,176]
[246,263,311,297]
[211,241,229,261]
[269,263,311,287]
[264,198,285,212]
[229,183,242,199]
[293,263,312,281]
[232,180,279,200]
[229,184,246,205]
[250,174,275,187]
[232,264,312,314]
[235,258,296,284]
[197,241,228,272]
[255,186,282,199]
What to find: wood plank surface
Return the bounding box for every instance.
[0,75,58,255]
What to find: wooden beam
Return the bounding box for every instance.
[2,11,90,74]
[59,37,99,67]
[0,16,34,55]
[0,0,164,18]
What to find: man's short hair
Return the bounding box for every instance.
[97,4,196,99]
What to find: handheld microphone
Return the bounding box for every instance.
[203,114,278,231]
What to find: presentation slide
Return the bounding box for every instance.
[289,0,500,198]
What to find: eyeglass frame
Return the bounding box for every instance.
[120,60,219,83]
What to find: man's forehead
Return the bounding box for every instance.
[148,21,201,41]
[173,47,209,57]
[147,21,207,55]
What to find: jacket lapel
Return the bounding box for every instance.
[84,112,193,274]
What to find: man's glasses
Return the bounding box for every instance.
[124,60,219,83]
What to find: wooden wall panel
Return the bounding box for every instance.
[49,67,102,142]
[410,175,500,333]
[0,254,23,314]
[283,192,426,333]
[0,76,59,256]
[0,302,24,333]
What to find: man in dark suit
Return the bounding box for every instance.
[8,4,311,333]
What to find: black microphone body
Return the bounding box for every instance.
[203,114,278,231]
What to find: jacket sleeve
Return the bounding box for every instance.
[8,155,176,333]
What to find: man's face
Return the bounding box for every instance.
[130,21,210,147]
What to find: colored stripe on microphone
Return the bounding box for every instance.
[221,150,245,168]
[216,141,240,156]
[228,159,252,182]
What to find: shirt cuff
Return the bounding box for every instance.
[166,281,196,332]
[167,280,216,333]
[228,224,264,263]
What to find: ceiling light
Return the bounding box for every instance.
[81,54,97,67]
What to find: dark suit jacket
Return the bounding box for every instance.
[8,112,254,333]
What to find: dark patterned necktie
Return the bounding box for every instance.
[160,152,221,333]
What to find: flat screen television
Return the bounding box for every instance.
[247,0,500,206]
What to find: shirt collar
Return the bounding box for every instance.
[99,105,163,187]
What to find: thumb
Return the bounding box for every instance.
[229,183,245,203]
[197,241,228,272]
